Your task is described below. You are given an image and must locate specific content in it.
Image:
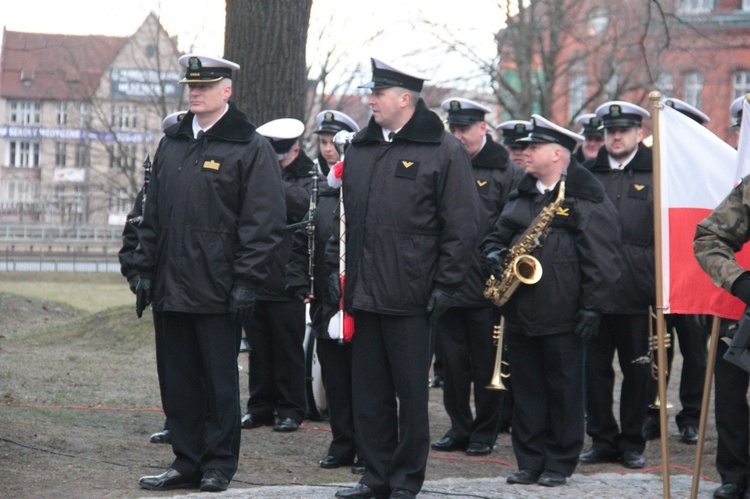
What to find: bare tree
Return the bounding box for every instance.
[224,0,313,124]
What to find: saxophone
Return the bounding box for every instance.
[484,169,567,307]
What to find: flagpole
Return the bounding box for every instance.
[649,90,671,498]
[689,316,720,498]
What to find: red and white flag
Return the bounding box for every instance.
[658,102,750,319]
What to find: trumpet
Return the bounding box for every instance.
[486,317,510,391]
[631,307,673,409]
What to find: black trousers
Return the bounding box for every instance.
[716,337,750,486]
[437,306,503,446]
[646,314,709,429]
[152,310,168,431]
[506,327,585,476]
[352,312,431,496]
[585,313,650,454]
[160,312,242,481]
[245,300,306,423]
[317,338,357,460]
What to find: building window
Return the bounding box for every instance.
[111,104,138,130]
[744,0,750,11]
[733,71,750,99]
[79,102,91,128]
[676,0,714,14]
[75,143,90,168]
[569,74,588,119]
[108,187,131,212]
[683,72,703,109]
[56,102,68,125]
[55,142,67,167]
[8,101,41,125]
[7,140,40,168]
[109,144,137,170]
[3,179,39,203]
[656,73,674,95]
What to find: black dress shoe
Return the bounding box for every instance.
[320,454,354,469]
[389,488,416,499]
[537,470,566,487]
[149,429,171,444]
[273,417,300,432]
[335,482,380,499]
[430,436,468,452]
[351,457,366,474]
[579,446,619,464]
[200,469,229,492]
[138,468,199,491]
[241,412,273,429]
[506,468,541,485]
[680,425,699,444]
[714,482,743,498]
[429,374,444,388]
[466,442,492,456]
[642,415,661,440]
[620,449,646,469]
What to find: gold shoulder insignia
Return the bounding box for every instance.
[634,184,645,191]
[477,180,488,187]
[402,161,414,168]
[203,159,220,171]
[556,207,570,216]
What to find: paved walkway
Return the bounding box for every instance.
[171,472,716,498]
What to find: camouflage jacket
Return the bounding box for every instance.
[694,176,750,291]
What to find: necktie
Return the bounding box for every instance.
[197,130,204,140]
[388,132,395,142]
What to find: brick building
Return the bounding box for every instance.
[547,0,750,143]
[0,14,184,226]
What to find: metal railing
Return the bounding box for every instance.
[0,225,122,242]
[1,248,120,273]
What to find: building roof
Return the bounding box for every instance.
[0,29,128,101]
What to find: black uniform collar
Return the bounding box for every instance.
[167,101,257,142]
[512,159,605,202]
[353,98,445,145]
[472,135,510,170]
[283,150,315,179]
[588,143,653,173]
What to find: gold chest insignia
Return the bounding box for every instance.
[633,184,645,191]
[203,159,220,171]
[477,180,488,187]
[556,207,570,216]
[402,161,414,168]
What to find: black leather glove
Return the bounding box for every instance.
[483,248,508,278]
[426,288,453,327]
[135,278,152,319]
[230,280,257,325]
[574,309,601,340]
[327,272,342,306]
[286,285,310,302]
[127,276,139,295]
[732,273,750,305]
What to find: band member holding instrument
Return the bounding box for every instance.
[119,111,186,447]
[579,101,653,470]
[241,118,317,434]
[287,110,366,473]
[481,115,621,487]
[429,97,523,457]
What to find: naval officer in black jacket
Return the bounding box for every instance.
[331,58,481,499]
[482,115,621,487]
[430,97,523,457]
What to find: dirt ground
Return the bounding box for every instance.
[0,279,723,498]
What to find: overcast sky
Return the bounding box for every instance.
[2,0,504,90]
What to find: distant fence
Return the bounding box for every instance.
[1,248,120,273]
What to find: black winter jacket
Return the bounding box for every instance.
[481,160,622,335]
[334,98,481,315]
[133,102,286,313]
[585,144,654,314]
